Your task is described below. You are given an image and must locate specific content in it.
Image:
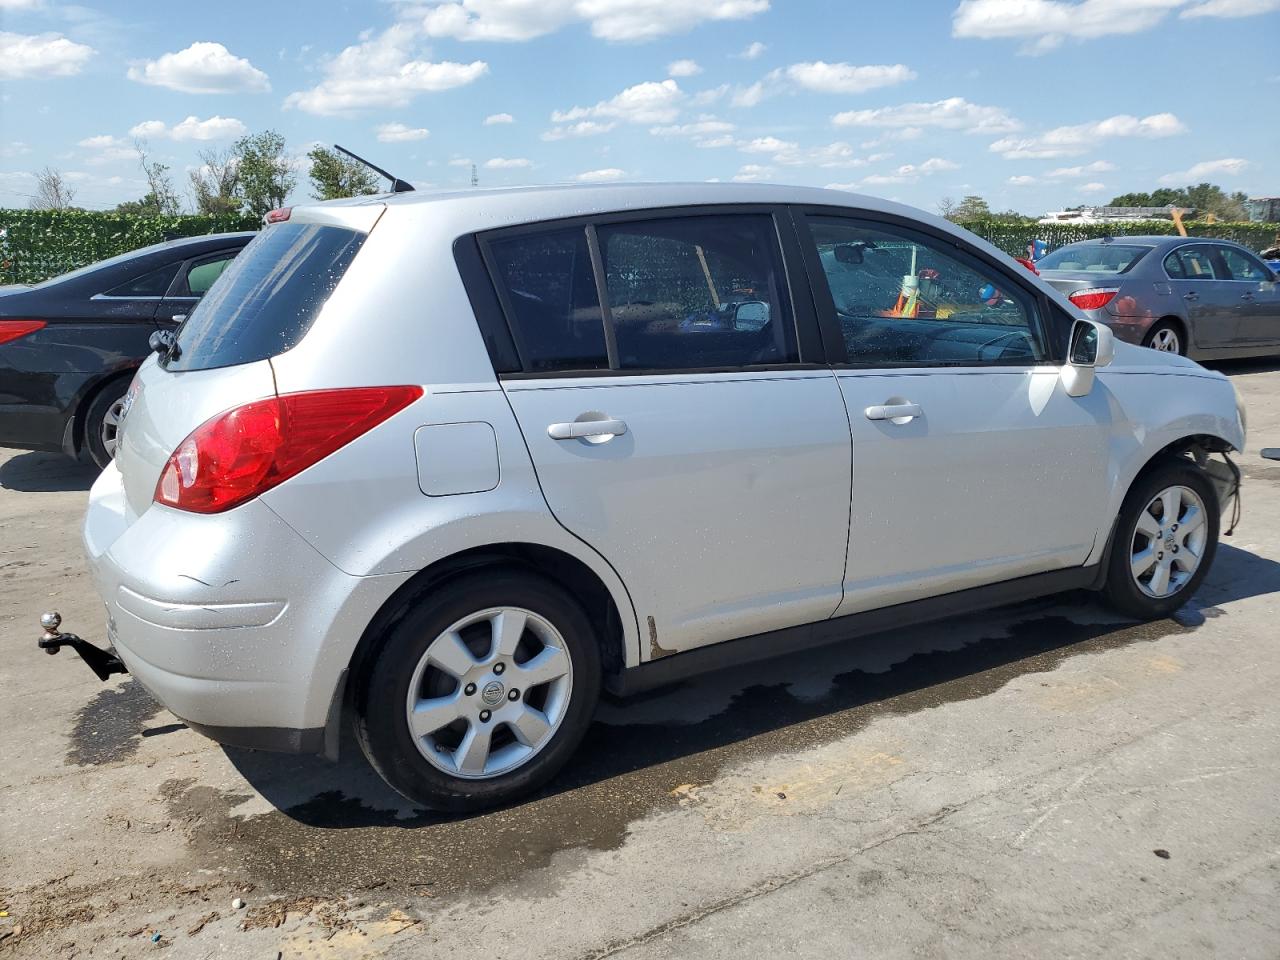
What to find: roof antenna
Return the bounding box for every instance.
[334,144,415,193]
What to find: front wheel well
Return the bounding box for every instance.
[1146,315,1187,346]
[346,544,629,699]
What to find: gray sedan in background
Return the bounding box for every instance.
[1039,236,1280,358]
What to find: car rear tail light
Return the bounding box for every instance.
[0,319,46,345]
[264,207,292,223]
[1068,288,1119,311]
[155,385,422,513]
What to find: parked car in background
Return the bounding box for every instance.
[1037,236,1280,359]
[0,233,253,468]
[54,184,1245,813]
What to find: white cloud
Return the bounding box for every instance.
[553,78,684,126]
[649,117,735,139]
[990,112,1185,159]
[129,115,248,142]
[376,122,430,142]
[284,24,488,115]
[484,112,514,124]
[449,157,474,166]
[736,41,767,59]
[667,58,702,77]
[1044,159,1115,177]
[777,61,916,94]
[126,41,270,94]
[1079,181,1107,192]
[0,31,94,78]
[862,157,959,185]
[1158,157,1251,184]
[575,167,627,181]
[1008,174,1037,185]
[953,0,1280,53]
[833,97,1020,134]
[421,0,770,43]
[732,163,773,182]
[542,120,618,140]
[485,156,532,168]
[1181,0,1280,16]
[77,134,134,164]
[0,0,43,9]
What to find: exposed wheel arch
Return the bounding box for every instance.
[71,367,138,459]
[347,543,629,713]
[1144,316,1188,354]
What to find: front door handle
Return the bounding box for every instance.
[547,418,628,441]
[865,402,922,422]
[1183,292,1199,302]
[1240,292,1255,301]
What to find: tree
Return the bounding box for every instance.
[189,147,241,216]
[29,167,77,210]
[1108,183,1248,220]
[307,146,380,201]
[949,195,991,221]
[234,130,295,219]
[937,196,958,219]
[120,140,182,216]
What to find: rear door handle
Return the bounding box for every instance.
[1183,292,1199,302]
[547,418,628,441]
[1240,293,1255,301]
[865,402,922,422]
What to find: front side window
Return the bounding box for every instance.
[597,215,796,370]
[486,228,608,373]
[808,217,1043,366]
[185,255,236,296]
[1218,246,1271,282]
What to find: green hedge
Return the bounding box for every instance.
[957,218,1280,260]
[2,207,1277,287]
[0,209,259,285]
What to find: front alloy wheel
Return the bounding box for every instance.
[1129,485,1208,598]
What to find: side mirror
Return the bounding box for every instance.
[733,300,770,331]
[1061,319,1114,398]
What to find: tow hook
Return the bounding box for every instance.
[37,611,127,682]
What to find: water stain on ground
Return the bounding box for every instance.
[66,677,163,766]
[159,597,1192,900]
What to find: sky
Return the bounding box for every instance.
[1,0,1277,216]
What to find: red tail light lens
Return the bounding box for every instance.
[155,386,422,513]
[1068,288,1119,311]
[0,320,46,345]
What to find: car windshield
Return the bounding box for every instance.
[165,222,365,371]
[1039,244,1150,274]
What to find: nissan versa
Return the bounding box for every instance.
[47,184,1246,812]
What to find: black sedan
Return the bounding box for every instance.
[0,232,253,469]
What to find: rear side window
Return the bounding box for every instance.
[1171,246,1222,280]
[166,223,364,371]
[184,255,235,296]
[1218,246,1270,282]
[598,215,796,370]
[104,263,179,298]
[486,228,608,372]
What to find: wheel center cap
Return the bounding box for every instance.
[480,679,505,706]
[1164,533,1177,550]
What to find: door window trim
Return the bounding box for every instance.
[458,203,827,379]
[790,205,1062,368]
[164,248,240,299]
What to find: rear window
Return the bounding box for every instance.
[165,223,365,371]
[1038,244,1150,274]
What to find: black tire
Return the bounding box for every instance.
[1142,320,1186,356]
[1101,457,1219,620]
[82,379,130,470]
[354,569,601,812]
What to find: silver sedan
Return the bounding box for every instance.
[1039,236,1280,358]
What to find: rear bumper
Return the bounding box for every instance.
[82,462,410,751]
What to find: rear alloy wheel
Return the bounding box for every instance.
[1102,458,1218,620]
[355,570,601,811]
[83,382,130,470]
[1144,322,1184,355]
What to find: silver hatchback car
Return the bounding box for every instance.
[1038,236,1280,358]
[67,184,1245,811]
